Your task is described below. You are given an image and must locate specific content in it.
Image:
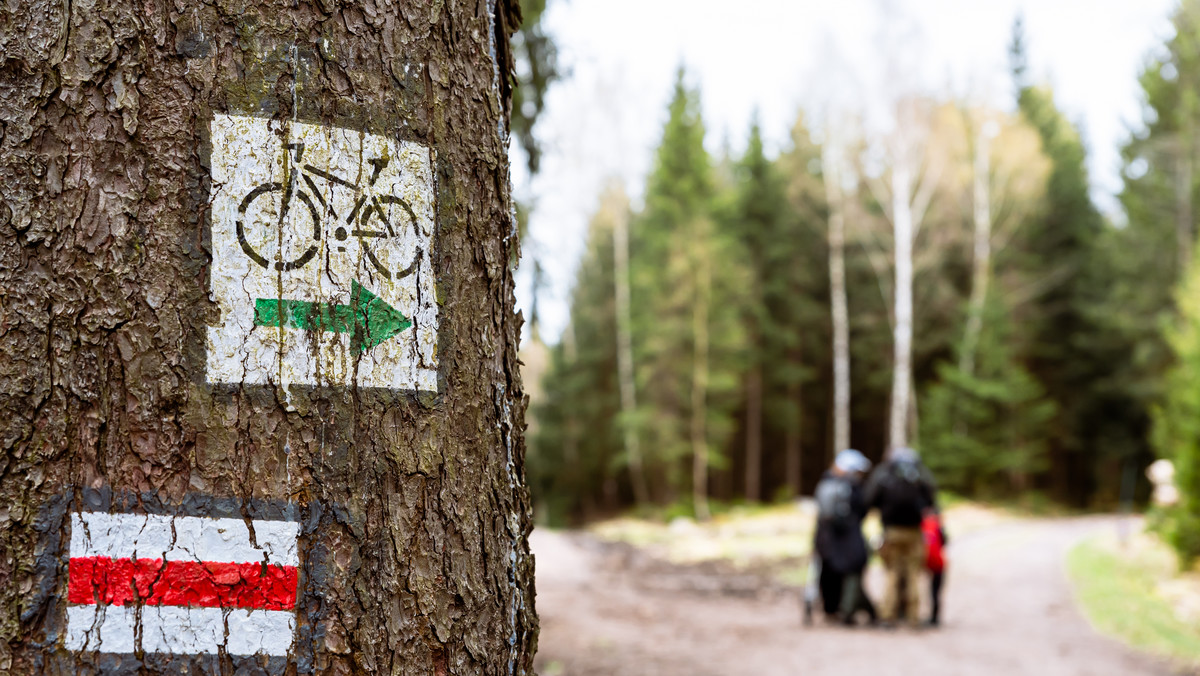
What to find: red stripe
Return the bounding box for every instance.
[68,557,297,610]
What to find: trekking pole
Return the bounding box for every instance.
[803,555,821,626]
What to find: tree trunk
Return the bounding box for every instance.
[562,318,592,519]
[823,143,851,454]
[743,361,763,502]
[1177,149,1193,275]
[960,124,993,380]
[0,1,536,673]
[691,223,711,521]
[611,188,650,505]
[889,162,915,451]
[784,379,803,497]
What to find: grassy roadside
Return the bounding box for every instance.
[1067,529,1200,669]
[587,498,1017,587]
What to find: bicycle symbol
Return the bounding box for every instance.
[236,142,423,280]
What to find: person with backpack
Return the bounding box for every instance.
[864,446,937,628]
[807,449,877,626]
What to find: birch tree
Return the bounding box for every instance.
[823,139,852,454]
[881,97,941,450]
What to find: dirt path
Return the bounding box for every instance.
[532,516,1174,676]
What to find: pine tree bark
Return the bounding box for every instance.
[0,1,536,673]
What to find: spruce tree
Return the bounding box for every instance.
[630,70,747,512]
[1013,31,1114,503]
[723,120,787,500]
[1153,240,1200,562]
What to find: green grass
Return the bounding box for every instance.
[1067,533,1200,667]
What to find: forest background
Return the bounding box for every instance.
[514,1,1200,564]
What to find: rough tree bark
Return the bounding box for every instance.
[0,0,536,674]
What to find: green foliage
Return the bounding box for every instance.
[511,0,560,175]
[1111,0,1200,515]
[1153,241,1200,563]
[719,117,822,486]
[529,5,1200,520]
[1016,76,1131,505]
[922,294,1055,495]
[529,198,622,524]
[630,69,750,493]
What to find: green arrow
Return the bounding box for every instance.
[253,280,412,353]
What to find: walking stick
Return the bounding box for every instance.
[803,555,821,626]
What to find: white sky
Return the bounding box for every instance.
[514,0,1178,343]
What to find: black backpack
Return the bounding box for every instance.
[815,476,855,531]
[878,460,928,525]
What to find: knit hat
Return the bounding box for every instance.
[835,448,872,473]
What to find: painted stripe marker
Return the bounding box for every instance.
[64,511,299,657]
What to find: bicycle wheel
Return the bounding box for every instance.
[355,194,421,280]
[236,181,321,271]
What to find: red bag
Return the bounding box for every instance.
[922,514,945,573]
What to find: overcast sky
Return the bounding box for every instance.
[513,0,1179,344]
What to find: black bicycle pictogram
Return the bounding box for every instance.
[236,142,422,280]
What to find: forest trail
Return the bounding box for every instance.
[532,515,1174,676]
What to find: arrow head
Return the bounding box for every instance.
[351,280,412,353]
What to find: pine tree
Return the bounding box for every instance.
[923,293,1055,494]
[723,119,788,501]
[774,114,832,492]
[531,194,623,521]
[630,70,748,514]
[1153,240,1200,562]
[1013,29,1115,504]
[920,103,1055,497]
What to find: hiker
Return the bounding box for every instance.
[809,449,877,626]
[921,508,947,626]
[865,446,937,628]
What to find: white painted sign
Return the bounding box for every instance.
[207,113,438,391]
[64,512,300,657]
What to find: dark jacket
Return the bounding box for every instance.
[864,459,937,528]
[813,471,869,574]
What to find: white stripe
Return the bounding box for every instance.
[64,605,294,656]
[64,606,136,654]
[70,512,298,566]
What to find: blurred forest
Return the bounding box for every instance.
[519,2,1200,563]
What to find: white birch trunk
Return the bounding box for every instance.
[889,161,915,451]
[823,143,852,453]
[959,125,993,378]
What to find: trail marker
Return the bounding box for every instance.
[64,511,299,657]
[207,114,438,391]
